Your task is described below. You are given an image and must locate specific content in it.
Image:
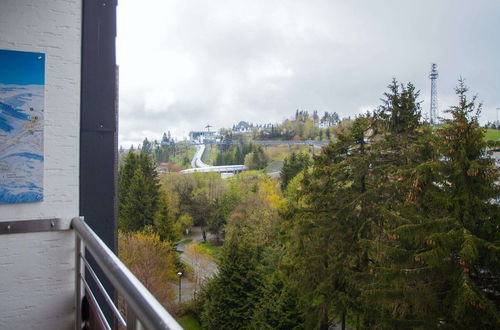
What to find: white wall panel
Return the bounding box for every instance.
[0,0,81,328]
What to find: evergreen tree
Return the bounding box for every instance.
[369,80,500,328]
[154,189,180,242]
[118,151,159,232]
[284,115,376,329]
[200,237,263,329]
[141,137,151,153]
[379,79,421,135]
[417,81,498,327]
[138,151,160,219]
[208,191,239,241]
[332,112,340,125]
[352,81,437,328]
[235,145,243,164]
[280,152,311,191]
[120,168,154,231]
[118,151,138,226]
[245,146,269,170]
[283,81,432,328]
[251,275,304,329]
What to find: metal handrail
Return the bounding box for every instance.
[71,217,183,330]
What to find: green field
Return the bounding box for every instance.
[485,129,500,141]
[169,145,196,169]
[433,126,500,142]
[200,241,223,260]
[265,144,313,161]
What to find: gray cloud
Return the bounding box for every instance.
[117,0,500,147]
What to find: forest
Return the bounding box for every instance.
[118,79,499,329]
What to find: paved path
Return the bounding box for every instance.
[174,227,218,303]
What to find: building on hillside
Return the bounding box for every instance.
[189,130,220,143]
[232,120,252,132]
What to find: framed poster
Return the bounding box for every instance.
[0,49,45,204]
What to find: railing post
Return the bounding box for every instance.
[127,306,146,330]
[127,306,137,330]
[75,232,82,330]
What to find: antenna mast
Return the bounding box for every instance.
[429,63,439,125]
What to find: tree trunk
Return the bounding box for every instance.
[319,308,329,330]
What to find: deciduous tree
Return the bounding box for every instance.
[118,230,177,306]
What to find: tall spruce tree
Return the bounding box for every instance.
[118,151,138,223]
[118,150,160,231]
[416,81,498,327]
[370,80,499,328]
[283,80,432,328]
[200,236,263,329]
[250,247,304,329]
[280,152,311,191]
[352,81,443,328]
[154,189,179,242]
[284,114,377,329]
[138,151,160,216]
[120,168,153,231]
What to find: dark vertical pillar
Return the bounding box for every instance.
[80,0,117,326]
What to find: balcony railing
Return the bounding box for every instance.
[72,217,182,330]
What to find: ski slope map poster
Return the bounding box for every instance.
[0,49,45,204]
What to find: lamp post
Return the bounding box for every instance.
[496,108,499,129]
[177,271,183,304]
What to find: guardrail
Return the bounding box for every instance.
[72,217,183,330]
[180,164,248,174]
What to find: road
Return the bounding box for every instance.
[181,144,248,175]
[191,144,210,168]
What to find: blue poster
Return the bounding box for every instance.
[0,49,45,204]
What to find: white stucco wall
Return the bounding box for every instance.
[0,0,81,328]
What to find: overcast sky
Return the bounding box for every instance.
[117,0,500,146]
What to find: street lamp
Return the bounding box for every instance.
[177,271,183,304]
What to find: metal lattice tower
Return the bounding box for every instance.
[429,63,439,125]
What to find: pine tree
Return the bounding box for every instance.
[208,191,239,240]
[250,262,304,330]
[118,151,160,232]
[118,151,138,227]
[120,168,153,231]
[280,152,311,191]
[283,81,433,328]
[415,81,499,328]
[371,80,500,328]
[141,137,152,154]
[245,146,269,170]
[379,79,421,135]
[284,114,377,329]
[352,81,441,328]
[138,151,160,219]
[154,189,179,242]
[200,237,263,329]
